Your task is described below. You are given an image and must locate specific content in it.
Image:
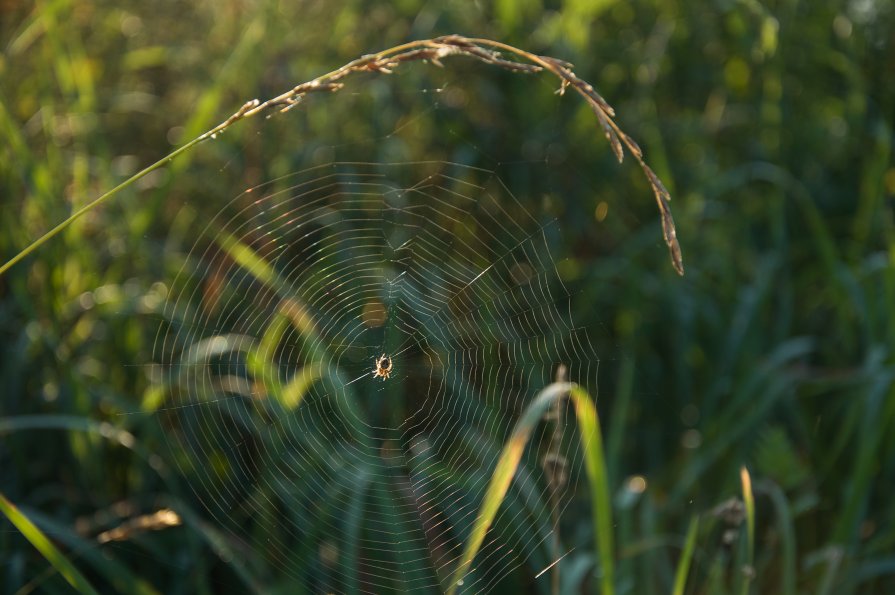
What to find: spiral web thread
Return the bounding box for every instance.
[151,155,601,592]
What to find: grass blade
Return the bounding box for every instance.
[447,382,614,595]
[758,480,796,595]
[740,466,755,595]
[672,516,699,595]
[570,384,615,595]
[0,493,99,595]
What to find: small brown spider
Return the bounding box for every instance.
[372,354,393,381]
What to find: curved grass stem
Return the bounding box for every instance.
[1,35,683,277]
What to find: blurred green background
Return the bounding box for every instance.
[2,0,894,593]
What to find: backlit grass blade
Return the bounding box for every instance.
[672,516,699,595]
[0,493,99,595]
[7,504,160,595]
[570,384,615,595]
[740,466,755,595]
[447,382,614,595]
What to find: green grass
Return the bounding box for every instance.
[672,516,699,595]
[0,493,99,595]
[2,0,895,593]
[447,383,613,595]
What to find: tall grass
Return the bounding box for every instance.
[2,1,894,593]
[447,382,613,595]
[0,35,682,279]
[0,494,99,595]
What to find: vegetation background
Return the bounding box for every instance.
[1,0,894,593]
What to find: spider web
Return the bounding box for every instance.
[147,74,609,593]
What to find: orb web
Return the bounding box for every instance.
[151,158,602,592]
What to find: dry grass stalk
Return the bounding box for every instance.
[0,35,683,276]
[215,36,685,274]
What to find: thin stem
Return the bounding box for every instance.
[1,35,683,277]
[0,138,200,276]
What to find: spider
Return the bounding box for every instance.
[372,354,393,381]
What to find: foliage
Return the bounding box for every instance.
[2,0,894,593]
